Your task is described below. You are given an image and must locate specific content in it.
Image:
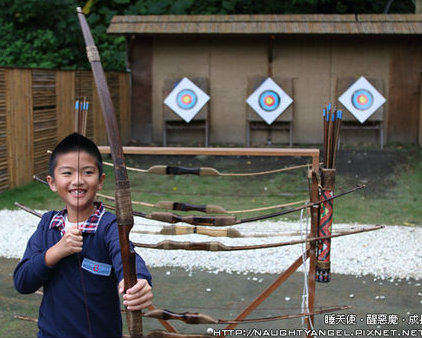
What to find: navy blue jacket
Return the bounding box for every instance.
[14,210,152,338]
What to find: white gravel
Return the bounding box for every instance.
[2,209,421,280]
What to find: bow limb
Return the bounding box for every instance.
[132,224,384,251]
[76,8,142,338]
[144,305,351,324]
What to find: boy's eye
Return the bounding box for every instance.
[61,171,72,176]
[83,170,95,175]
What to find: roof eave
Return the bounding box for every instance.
[106,14,422,35]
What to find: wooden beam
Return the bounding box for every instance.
[99,146,320,158]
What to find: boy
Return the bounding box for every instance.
[14,133,152,338]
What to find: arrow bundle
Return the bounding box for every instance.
[317,104,343,283]
[75,97,89,135]
[323,104,342,169]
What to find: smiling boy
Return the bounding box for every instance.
[14,133,152,338]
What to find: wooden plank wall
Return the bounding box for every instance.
[75,70,95,140]
[0,68,130,191]
[56,71,76,138]
[32,70,57,179]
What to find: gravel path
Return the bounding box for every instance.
[2,209,421,280]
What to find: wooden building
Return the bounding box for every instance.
[107,14,422,147]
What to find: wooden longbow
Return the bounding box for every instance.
[77,7,143,338]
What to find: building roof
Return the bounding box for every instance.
[107,14,422,35]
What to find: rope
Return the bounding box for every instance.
[75,125,93,337]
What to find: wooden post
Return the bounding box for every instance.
[305,154,320,335]
[6,69,33,188]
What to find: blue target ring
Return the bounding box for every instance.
[351,89,373,111]
[176,89,197,110]
[259,90,280,112]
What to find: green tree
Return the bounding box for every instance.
[0,0,82,68]
[0,0,127,70]
[0,0,416,70]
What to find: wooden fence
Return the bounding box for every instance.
[0,67,130,191]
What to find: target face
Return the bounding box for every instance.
[176,89,197,110]
[164,78,210,123]
[246,78,293,125]
[259,91,280,111]
[338,77,385,123]
[352,89,373,110]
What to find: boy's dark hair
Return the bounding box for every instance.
[49,133,103,177]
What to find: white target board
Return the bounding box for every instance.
[338,76,386,124]
[164,77,210,123]
[246,78,293,125]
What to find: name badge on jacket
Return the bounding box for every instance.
[81,258,112,276]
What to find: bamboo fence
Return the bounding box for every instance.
[0,67,130,191]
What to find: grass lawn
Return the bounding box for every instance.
[0,145,420,226]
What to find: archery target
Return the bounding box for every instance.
[246,78,293,125]
[352,89,373,111]
[164,78,210,123]
[259,91,280,111]
[176,89,197,110]
[338,76,386,123]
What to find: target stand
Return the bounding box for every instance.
[336,77,385,149]
[246,76,294,147]
[162,77,210,146]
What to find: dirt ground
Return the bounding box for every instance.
[334,148,410,197]
[1,257,421,337]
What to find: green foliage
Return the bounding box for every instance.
[0,0,416,70]
[0,0,127,70]
[0,0,85,69]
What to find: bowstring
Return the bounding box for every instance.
[75,73,93,337]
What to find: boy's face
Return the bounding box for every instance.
[47,151,105,220]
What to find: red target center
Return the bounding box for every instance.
[182,95,192,104]
[357,94,368,105]
[264,96,275,106]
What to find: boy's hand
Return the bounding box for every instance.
[119,279,153,311]
[59,225,84,256]
[45,225,83,267]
